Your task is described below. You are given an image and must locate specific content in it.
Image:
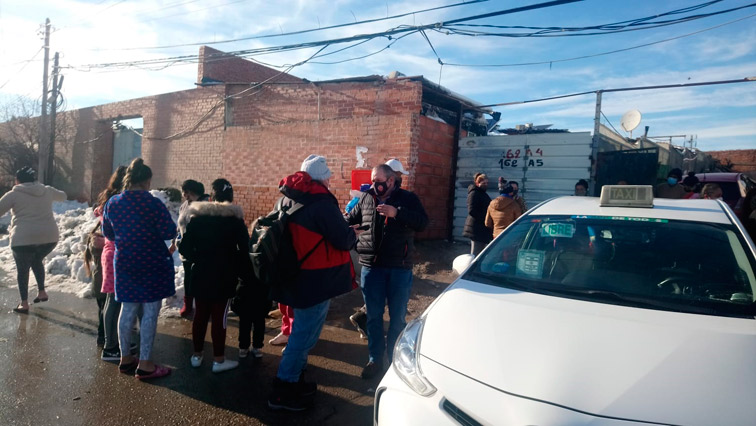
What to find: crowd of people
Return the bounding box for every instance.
[2,154,428,412]
[4,158,753,411]
[463,169,756,256]
[463,173,525,255]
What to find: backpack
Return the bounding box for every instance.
[248,200,324,289]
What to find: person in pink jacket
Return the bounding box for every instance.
[0,167,66,313]
[93,166,133,361]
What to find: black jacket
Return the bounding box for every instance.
[272,172,357,309]
[178,202,253,301]
[462,184,493,243]
[346,187,428,269]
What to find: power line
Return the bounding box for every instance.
[96,0,490,51]
[0,47,45,90]
[69,0,583,71]
[440,1,756,37]
[478,77,756,109]
[442,12,756,68]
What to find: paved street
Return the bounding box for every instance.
[0,274,375,425]
[0,241,459,426]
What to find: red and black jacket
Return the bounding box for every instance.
[272,172,357,309]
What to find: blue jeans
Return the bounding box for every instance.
[360,266,413,364]
[276,299,330,382]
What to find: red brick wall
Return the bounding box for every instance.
[708,149,756,172]
[198,46,303,84]
[223,114,418,225]
[51,86,227,202]
[414,115,457,239]
[226,78,422,125]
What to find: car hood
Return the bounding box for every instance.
[420,279,756,425]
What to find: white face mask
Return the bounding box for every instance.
[716,197,723,201]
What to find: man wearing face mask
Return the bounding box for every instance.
[346,163,428,380]
[654,168,686,199]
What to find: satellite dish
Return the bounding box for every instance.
[620,110,642,137]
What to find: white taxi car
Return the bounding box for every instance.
[375,186,756,426]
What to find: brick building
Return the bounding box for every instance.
[5,47,489,239]
[708,149,756,173]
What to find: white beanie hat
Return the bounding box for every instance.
[300,155,332,181]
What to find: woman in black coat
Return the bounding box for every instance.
[462,173,493,255]
[179,179,251,373]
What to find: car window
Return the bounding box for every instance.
[718,182,742,203]
[465,215,756,318]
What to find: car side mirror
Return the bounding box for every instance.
[452,254,474,275]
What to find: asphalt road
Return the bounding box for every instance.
[0,240,462,426]
[0,280,378,425]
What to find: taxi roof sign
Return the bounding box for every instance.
[599,185,654,208]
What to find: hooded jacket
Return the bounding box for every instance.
[272,172,356,309]
[179,201,252,301]
[345,185,429,269]
[0,182,67,247]
[485,196,522,238]
[462,184,493,243]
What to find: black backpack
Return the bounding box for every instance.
[249,201,323,289]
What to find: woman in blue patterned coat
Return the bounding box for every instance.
[102,158,177,380]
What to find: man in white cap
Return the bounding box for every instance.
[268,155,357,411]
[349,158,410,339]
[346,161,428,380]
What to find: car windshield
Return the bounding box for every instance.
[464,215,756,318]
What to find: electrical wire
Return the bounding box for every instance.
[440,1,756,38]
[0,47,44,90]
[152,44,329,140]
[601,111,623,136]
[441,12,756,68]
[69,0,583,71]
[97,0,489,51]
[477,77,756,109]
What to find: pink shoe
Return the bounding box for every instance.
[135,364,172,380]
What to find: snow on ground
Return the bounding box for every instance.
[0,190,185,318]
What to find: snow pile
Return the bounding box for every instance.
[0,192,185,317]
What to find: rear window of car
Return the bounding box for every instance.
[464,215,756,318]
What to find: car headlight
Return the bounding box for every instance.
[392,316,436,396]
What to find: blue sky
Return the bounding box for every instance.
[1,0,754,151]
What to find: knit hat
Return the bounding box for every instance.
[497,176,508,193]
[300,155,332,181]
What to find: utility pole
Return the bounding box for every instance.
[589,90,602,196]
[48,52,61,184]
[38,18,51,184]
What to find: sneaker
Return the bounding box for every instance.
[251,348,263,359]
[190,354,203,368]
[361,361,383,379]
[212,359,239,373]
[269,332,289,346]
[349,310,368,340]
[101,347,121,361]
[268,378,312,411]
[239,348,249,359]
